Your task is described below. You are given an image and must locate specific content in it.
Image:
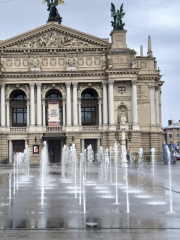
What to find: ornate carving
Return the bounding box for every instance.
[41,83,66,99]
[77,83,102,98]
[107,53,112,69]
[6,58,12,67]
[42,58,48,67]
[77,57,84,66]
[58,58,65,66]
[94,57,101,66]
[118,108,127,125]
[66,55,77,67]
[140,61,146,68]
[50,58,57,66]
[29,56,41,68]
[137,86,148,98]
[23,58,29,67]
[86,57,92,66]
[11,31,92,49]
[0,59,4,72]
[5,84,30,98]
[14,58,21,67]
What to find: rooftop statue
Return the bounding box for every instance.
[44,0,63,24]
[111,3,125,30]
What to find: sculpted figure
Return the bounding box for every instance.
[66,55,77,67]
[111,3,125,30]
[29,56,41,68]
[45,0,62,23]
[119,108,127,125]
[0,59,4,72]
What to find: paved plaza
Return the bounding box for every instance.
[0,162,179,240]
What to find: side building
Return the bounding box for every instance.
[164,120,180,153]
[0,22,164,164]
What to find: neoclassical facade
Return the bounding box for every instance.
[0,22,164,163]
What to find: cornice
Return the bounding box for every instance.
[0,70,106,78]
[106,69,139,75]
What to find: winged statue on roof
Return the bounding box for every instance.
[111,3,125,30]
[44,0,64,23]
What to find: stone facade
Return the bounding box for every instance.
[0,22,164,163]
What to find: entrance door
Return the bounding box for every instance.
[48,140,61,163]
[85,139,97,155]
[13,140,25,153]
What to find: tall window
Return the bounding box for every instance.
[81,107,96,125]
[11,93,26,101]
[13,108,27,127]
[169,133,173,138]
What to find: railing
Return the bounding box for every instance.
[82,126,99,131]
[116,124,133,131]
[46,126,62,132]
[10,127,27,133]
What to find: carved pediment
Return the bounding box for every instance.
[0,23,110,49]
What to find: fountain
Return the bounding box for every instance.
[166,145,173,212]
[0,141,179,231]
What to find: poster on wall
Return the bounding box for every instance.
[48,100,60,126]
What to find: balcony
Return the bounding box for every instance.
[82,126,99,131]
[10,127,27,133]
[46,126,62,132]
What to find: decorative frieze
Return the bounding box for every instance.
[137,86,148,98]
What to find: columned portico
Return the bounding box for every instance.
[29,83,35,126]
[78,102,81,125]
[36,83,42,126]
[155,86,160,125]
[1,84,5,127]
[6,100,10,127]
[27,100,30,127]
[72,82,78,126]
[42,99,46,127]
[62,101,66,126]
[66,82,72,126]
[98,100,102,126]
[108,81,114,125]
[102,82,108,125]
[131,79,139,130]
[149,85,155,125]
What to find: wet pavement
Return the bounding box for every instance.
[0,162,179,239]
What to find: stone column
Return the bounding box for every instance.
[42,100,46,126]
[155,86,160,125]
[72,82,78,125]
[1,84,5,127]
[98,100,102,126]
[81,139,85,151]
[36,83,42,126]
[26,100,30,126]
[108,81,114,125]
[66,82,71,126]
[97,139,101,153]
[149,85,155,125]
[78,102,81,125]
[131,79,139,129]
[102,82,108,125]
[29,83,35,126]
[62,101,66,126]
[6,101,10,127]
[8,140,13,163]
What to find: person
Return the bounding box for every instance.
[126,151,130,162]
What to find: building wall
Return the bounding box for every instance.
[0,22,164,163]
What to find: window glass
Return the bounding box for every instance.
[169,134,172,138]
[81,107,96,125]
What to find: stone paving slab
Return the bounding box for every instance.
[0,229,180,240]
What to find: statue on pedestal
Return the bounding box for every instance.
[111,3,125,30]
[45,0,62,23]
[119,108,127,125]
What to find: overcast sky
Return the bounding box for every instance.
[0,0,180,127]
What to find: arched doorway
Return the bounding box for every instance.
[10,90,27,127]
[45,90,63,163]
[81,88,98,126]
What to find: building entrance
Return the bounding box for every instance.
[85,139,97,156]
[48,140,61,163]
[13,140,25,153]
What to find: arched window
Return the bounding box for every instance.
[46,90,62,126]
[10,90,27,127]
[81,89,98,126]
